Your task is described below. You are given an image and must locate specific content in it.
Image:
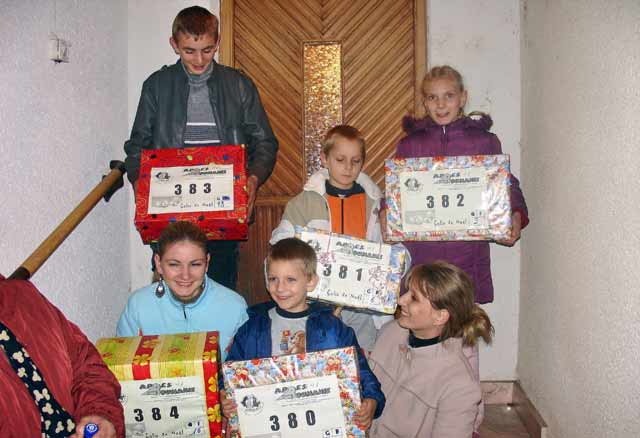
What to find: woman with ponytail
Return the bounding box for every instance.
[369,261,493,438]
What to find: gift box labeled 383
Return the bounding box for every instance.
[385,154,512,241]
[134,145,248,244]
[96,331,222,438]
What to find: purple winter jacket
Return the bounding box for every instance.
[395,114,529,303]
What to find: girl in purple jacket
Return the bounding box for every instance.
[393,65,529,305]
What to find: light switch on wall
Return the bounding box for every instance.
[48,34,70,63]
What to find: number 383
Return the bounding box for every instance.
[174,183,212,195]
[269,410,316,431]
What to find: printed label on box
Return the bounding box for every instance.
[300,230,393,311]
[235,375,346,438]
[148,164,234,214]
[399,167,489,232]
[120,376,210,438]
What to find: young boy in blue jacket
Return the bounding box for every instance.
[221,238,385,430]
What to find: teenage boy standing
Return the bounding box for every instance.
[124,6,278,289]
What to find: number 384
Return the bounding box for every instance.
[270,410,316,431]
[132,406,179,422]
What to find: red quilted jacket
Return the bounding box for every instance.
[0,276,124,437]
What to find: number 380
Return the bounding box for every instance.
[269,410,316,431]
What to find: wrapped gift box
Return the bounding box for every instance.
[295,226,406,314]
[134,145,248,244]
[385,154,512,241]
[96,331,222,438]
[223,347,364,438]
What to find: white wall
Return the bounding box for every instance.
[519,1,640,437]
[428,0,522,379]
[127,0,218,291]
[0,0,129,341]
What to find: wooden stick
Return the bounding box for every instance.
[8,161,126,280]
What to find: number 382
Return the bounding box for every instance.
[426,194,464,208]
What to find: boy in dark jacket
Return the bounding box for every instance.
[124,6,278,289]
[221,238,385,430]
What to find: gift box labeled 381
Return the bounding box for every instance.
[96,331,222,438]
[295,226,407,314]
[134,145,248,244]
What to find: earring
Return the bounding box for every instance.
[155,277,165,298]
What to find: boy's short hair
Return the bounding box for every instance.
[172,6,219,42]
[321,125,366,161]
[267,238,317,278]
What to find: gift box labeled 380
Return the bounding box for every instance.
[96,331,222,438]
[134,145,248,244]
[223,347,365,438]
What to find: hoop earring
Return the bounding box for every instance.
[155,277,166,298]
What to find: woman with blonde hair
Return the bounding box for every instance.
[369,261,493,438]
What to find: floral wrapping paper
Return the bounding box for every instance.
[223,347,364,438]
[96,331,222,437]
[385,154,512,241]
[294,226,407,314]
[134,145,248,244]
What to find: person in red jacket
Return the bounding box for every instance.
[0,275,124,437]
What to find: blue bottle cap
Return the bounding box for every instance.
[83,423,99,438]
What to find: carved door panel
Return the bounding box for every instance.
[220,0,426,304]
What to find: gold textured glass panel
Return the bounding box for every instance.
[303,42,343,177]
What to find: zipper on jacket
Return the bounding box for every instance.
[340,197,345,234]
[441,125,447,155]
[182,304,187,320]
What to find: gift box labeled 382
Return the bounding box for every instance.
[385,154,512,241]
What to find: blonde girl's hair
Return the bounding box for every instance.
[421,65,467,119]
[404,261,494,347]
[321,125,366,162]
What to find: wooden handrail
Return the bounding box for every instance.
[8,161,126,281]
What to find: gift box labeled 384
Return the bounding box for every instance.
[96,331,222,438]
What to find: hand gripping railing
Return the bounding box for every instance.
[8,161,127,280]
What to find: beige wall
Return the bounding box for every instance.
[519,1,640,436]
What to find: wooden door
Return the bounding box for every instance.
[220,0,426,304]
